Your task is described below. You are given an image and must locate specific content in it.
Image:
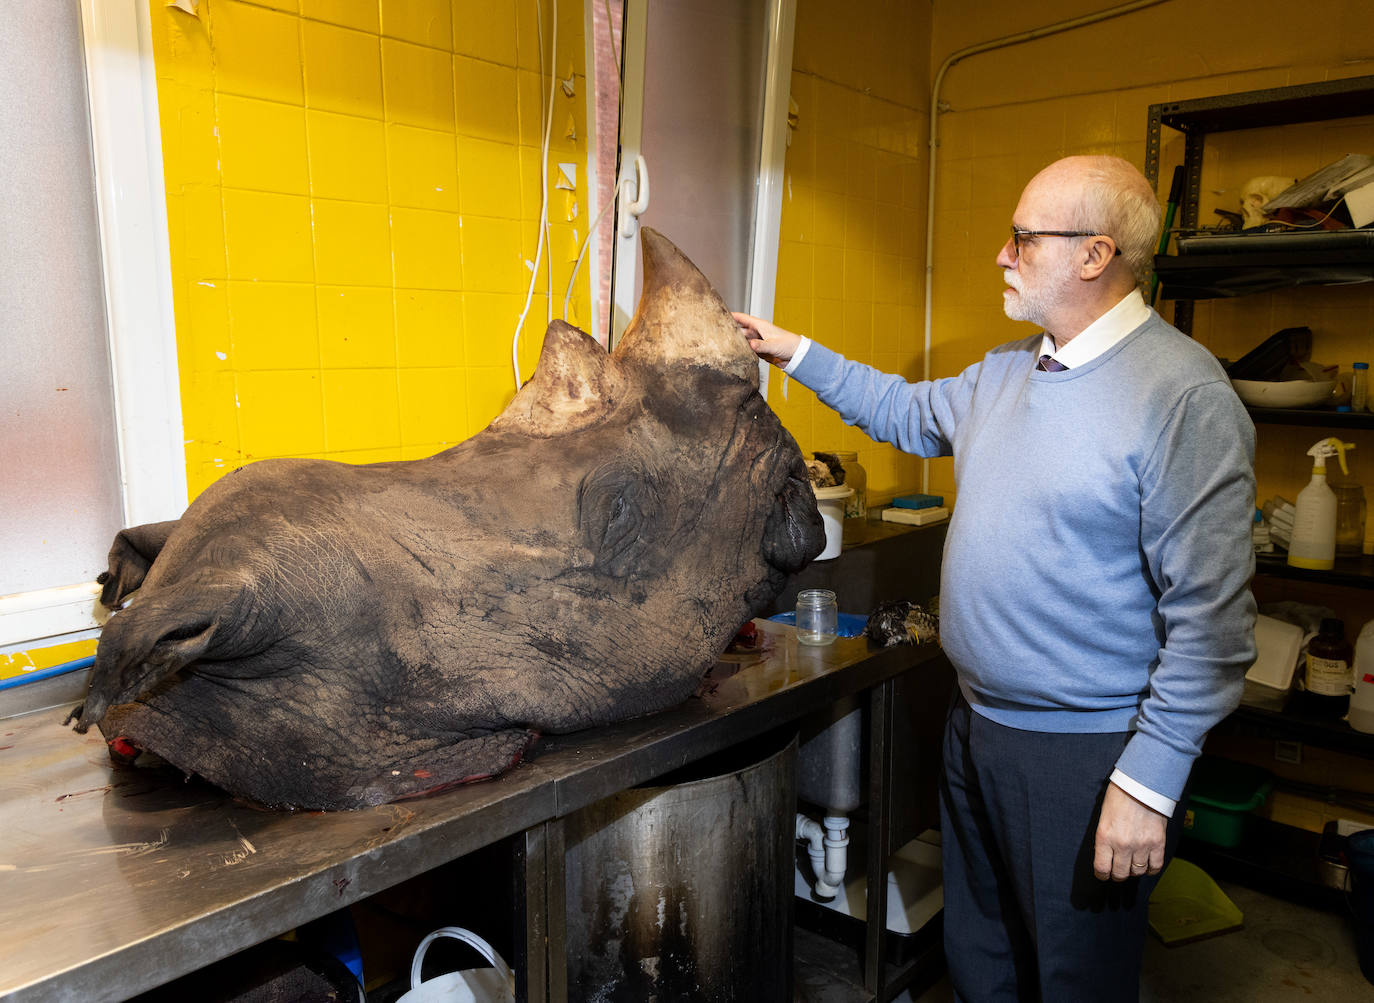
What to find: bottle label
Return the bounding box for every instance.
[1306,654,1352,696]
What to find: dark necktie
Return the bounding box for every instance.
[1037,355,1068,372]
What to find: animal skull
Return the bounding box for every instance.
[1239,175,1293,229]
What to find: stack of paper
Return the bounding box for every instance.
[1265,153,1374,227]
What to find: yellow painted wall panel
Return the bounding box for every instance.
[463,367,515,436]
[399,368,469,444]
[179,184,228,279]
[455,136,522,217]
[306,110,390,202]
[381,38,456,130]
[302,19,384,118]
[397,290,465,367]
[158,81,219,189]
[452,0,518,65]
[209,0,303,105]
[323,370,401,450]
[237,370,326,457]
[381,0,454,50]
[391,208,463,290]
[223,189,316,282]
[463,293,524,368]
[387,124,460,211]
[455,56,521,143]
[312,199,393,286]
[301,0,379,34]
[460,217,525,293]
[318,287,397,369]
[228,281,319,370]
[217,95,309,194]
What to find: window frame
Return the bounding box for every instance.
[0,0,184,656]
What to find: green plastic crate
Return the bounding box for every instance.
[1182,757,1273,848]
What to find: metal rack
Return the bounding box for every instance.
[1144,74,1374,333]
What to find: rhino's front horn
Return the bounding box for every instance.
[493,320,623,437]
[614,228,759,386]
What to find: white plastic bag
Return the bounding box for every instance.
[396,926,516,1003]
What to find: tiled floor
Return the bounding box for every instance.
[907,880,1370,1001]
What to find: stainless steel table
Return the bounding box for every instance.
[0,620,944,1002]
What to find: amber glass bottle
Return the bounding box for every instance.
[1296,618,1353,719]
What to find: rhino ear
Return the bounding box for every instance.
[613,228,759,386]
[492,320,623,437]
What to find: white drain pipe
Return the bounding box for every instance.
[796,813,850,898]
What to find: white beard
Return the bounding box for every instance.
[1002,252,1080,327]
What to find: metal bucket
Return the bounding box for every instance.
[563,728,797,1002]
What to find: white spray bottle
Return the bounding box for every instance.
[1287,437,1355,570]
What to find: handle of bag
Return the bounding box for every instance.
[410,926,515,990]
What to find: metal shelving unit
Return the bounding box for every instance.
[1144,75,1374,332]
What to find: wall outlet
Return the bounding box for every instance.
[1274,739,1303,764]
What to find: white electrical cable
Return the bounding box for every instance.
[564,181,624,320]
[511,0,559,391]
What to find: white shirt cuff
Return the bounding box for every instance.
[1110,768,1177,817]
[782,336,813,375]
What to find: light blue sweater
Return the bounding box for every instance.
[792,314,1257,800]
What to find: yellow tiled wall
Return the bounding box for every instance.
[926,0,1374,508]
[770,0,931,503]
[151,0,588,500]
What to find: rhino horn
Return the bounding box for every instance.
[493,319,623,437]
[614,228,759,386]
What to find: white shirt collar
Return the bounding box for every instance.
[1039,291,1151,369]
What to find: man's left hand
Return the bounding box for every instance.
[1093,781,1167,881]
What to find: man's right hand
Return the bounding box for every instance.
[733,312,802,369]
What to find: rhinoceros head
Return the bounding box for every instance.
[74,229,824,810]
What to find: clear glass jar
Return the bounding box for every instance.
[831,451,867,519]
[796,588,838,646]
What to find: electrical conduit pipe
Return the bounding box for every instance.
[796,813,850,898]
[921,0,1171,492]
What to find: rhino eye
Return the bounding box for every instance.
[579,464,659,576]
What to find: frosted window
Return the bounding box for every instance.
[0,1,123,596]
[632,0,768,309]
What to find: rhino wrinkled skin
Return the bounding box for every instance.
[72,229,825,810]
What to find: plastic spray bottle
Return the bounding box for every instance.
[1287,437,1355,570]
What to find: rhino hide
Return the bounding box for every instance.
[71,229,824,810]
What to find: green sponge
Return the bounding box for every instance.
[892,493,944,510]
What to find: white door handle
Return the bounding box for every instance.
[619,154,649,237]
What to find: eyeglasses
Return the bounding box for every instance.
[1009,227,1122,257]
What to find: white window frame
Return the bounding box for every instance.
[0,0,184,657]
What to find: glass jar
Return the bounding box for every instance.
[831,451,868,519]
[1355,362,1369,412]
[1335,483,1367,557]
[795,588,838,646]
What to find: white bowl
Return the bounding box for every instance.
[1231,378,1337,409]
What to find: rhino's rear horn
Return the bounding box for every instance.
[493,320,623,437]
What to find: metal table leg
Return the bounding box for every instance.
[865,678,895,998]
[514,819,567,1003]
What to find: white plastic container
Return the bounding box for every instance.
[1289,438,1354,570]
[812,485,853,560]
[1351,620,1374,733]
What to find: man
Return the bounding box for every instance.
[736,155,1256,1000]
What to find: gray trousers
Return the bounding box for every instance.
[939,691,1186,1002]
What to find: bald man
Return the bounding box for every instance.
[738,156,1256,1000]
